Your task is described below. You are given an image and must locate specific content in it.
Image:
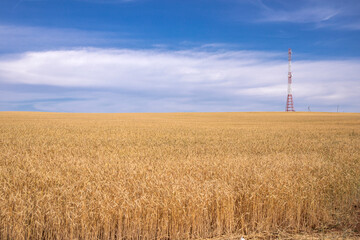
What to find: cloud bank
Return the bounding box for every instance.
[0,48,359,112]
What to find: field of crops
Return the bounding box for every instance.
[0,112,359,239]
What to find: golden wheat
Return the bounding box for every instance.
[0,112,359,239]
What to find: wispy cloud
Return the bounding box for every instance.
[0,25,134,53]
[261,7,339,23]
[12,0,46,10]
[0,48,359,112]
[335,22,360,30]
[247,0,360,31]
[251,0,340,23]
[13,0,135,8]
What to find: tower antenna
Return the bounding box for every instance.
[286,48,295,112]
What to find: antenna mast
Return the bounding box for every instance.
[286,48,295,112]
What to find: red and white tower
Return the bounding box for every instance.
[286,48,295,112]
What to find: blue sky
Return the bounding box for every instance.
[0,0,359,112]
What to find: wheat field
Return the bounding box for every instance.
[0,112,359,239]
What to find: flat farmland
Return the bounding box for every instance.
[0,112,359,239]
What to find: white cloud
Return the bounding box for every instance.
[337,22,360,30]
[0,25,133,52]
[0,48,283,88]
[0,48,359,112]
[261,7,339,23]
[249,0,340,24]
[246,0,360,29]
[247,0,360,32]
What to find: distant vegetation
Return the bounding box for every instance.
[1,112,359,239]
